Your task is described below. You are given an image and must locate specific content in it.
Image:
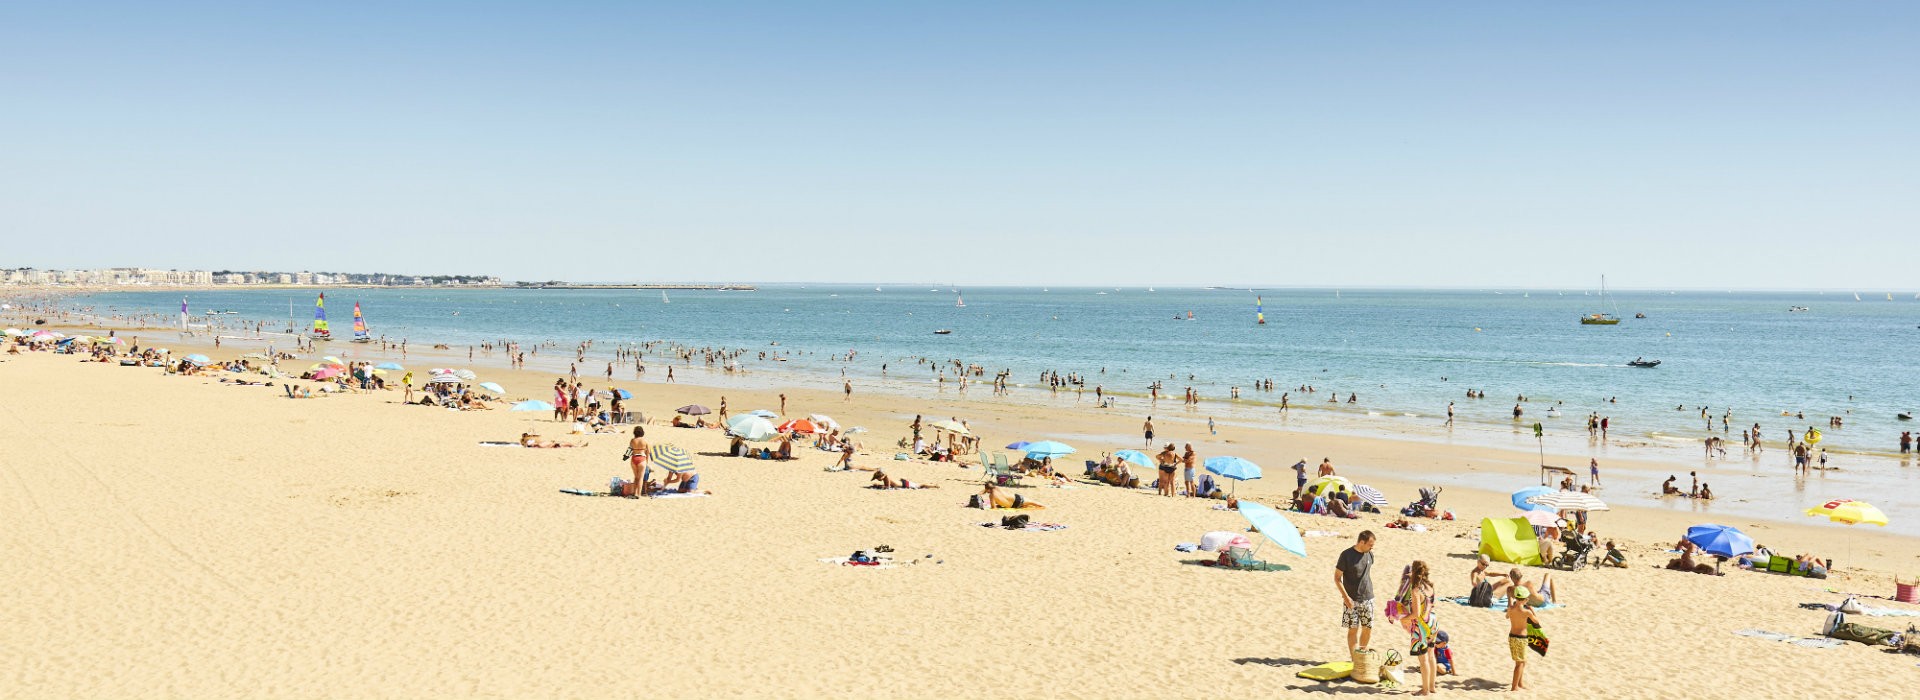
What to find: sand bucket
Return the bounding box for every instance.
[1896,578,1918,604]
[1349,648,1383,684]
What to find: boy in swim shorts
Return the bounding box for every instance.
[1507,586,1538,691]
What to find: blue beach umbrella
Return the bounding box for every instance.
[649,444,695,473]
[1005,441,1033,451]
[1113,450,1154,468]
[1203,456,1262,481]
[1237,501,1308,559]
[1512,486,1555,512]
[184,354,211,365]
[612,389,632,399]
[1686,524,1755,558]
[1022,441,1076,458]
[511,400,554,412]
[375,362,404,371]
[747,409,779,419]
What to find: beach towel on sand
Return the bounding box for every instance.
[1296,661,1352,681]
[977,522,1068,532]
[479,441,523,447]
[1445,596,1563,611]
[1733,629,1846,649]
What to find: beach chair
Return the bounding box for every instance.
[984,453,1024,485]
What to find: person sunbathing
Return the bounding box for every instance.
[1794,554,1829,577]
[776,436,794,460]
[979,483,1037,509]
[520,432,583,448]
[871,471,936,490]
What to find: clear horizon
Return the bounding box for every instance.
[4,2,1916,288]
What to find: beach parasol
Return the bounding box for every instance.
[1236,501,1308,559]
[1203,456,1262,481]
[844,426,868,434]
[1515,509,1562,528]
[746,409,779,419]
[428,374,461,384]
[510,400,554,412]
[1685,524,1755,558]
[807,414,839,430]
[1804,499,1888,526]
[1511,486,1556,512]
[928,419,970,435]
[1113,449,1153,468]
[726,415,778,441]
[1353,485,1390,508]
[311,366,344,380]
[454,369,478,381]
[1022,441,1075,458]
[612,389,632,400]
[477,382,506,394]
[375,362,404,371]
[676,404,711,416]
[777,419,819,434]
[3,329,22,336]
[1528,491,1609,512]
[1306,475,1354,498]
[322,356,344,365]
[649,444,695,473]
[1005,441,1033,451]
[184,353,211,365]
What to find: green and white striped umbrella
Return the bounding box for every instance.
[649,444,694,473]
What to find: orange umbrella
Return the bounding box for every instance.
[777,419,818,434]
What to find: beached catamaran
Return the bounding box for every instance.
[350,302,371,343]
[1580,276,1621,325]
[311,293,332,341]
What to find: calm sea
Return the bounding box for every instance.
[66,285,1920,535]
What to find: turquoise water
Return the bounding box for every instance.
[59,285,1920,536]
[75,285,1920,455]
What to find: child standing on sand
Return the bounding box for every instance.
[1507,586,1540,691]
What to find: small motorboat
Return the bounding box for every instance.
[933,329,952,335]
[1634,312,1646,319]
[1627,358,1661,368]
[1789,306,1809,312]
[1899,412,1913,421]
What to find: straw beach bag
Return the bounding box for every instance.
[1349,648,1383,684]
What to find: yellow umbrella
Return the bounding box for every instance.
[1307,475,1354,497]
[1804,499,1888,526]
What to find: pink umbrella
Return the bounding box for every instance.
[311,366,344,380]
[1515,510,1563,528]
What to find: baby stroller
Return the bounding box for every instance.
[1401,487,1442,518]
[1552,532,1596,570]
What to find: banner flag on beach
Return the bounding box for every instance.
[179,296,188,329]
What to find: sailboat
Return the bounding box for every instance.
[1855,292,1862,301]
[1580,276,1621,325]
[1255,295,1266,325]
[955,291,965,308]
[310,293,332,341]
[662,290,670,304]
[350,302,371,343]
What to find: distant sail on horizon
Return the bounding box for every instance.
[1256,295,1265,325]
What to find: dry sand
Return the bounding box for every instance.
[3,341,1916,698]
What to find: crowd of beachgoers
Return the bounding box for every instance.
[8,308,1917,694]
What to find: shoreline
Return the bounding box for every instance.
[16,309,1918,566]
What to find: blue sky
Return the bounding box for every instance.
[3,2,1915,287]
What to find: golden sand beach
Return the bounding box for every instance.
[3,331,1916,698]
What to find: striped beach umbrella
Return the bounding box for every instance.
[1353,484,1390,508]
[649,444,694,473]
[1527,491,1609,512]
[777,419,818,434]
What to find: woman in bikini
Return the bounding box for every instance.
[627,427,650,495]
[1155,444,1178,497]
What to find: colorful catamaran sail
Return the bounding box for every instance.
[1255,296,1265,325]
[351,302,370,342]
[311,293,331,340]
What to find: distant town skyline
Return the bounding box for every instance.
[4,3,1916,288]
